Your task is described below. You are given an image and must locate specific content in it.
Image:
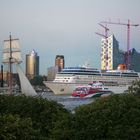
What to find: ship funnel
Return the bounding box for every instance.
[117,64,126,70]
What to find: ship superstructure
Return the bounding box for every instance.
[44,66,140,95]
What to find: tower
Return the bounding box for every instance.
[55,55,65,71]
[100,20,139,69]
[26,50,39,79]
[101,35,124,70]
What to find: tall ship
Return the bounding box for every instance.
[1,34,37,96]
[44,64,140,95]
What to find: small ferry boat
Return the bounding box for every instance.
[71,82,112,98]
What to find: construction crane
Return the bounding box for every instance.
[95,23,110,70]
[95,23,109,38]
[100,19,139,69]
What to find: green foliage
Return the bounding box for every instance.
[30,75,44,86]
[0,95,70,139]
[73,94,140,140]
[0,114,39,140]
[128,80,140,96]
[49,114,75,140]
[49,94,140,140]
[1,94,140,139]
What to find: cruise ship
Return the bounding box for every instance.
[44,65,140,95]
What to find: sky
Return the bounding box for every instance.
[0,0,140,75]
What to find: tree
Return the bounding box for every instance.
[128,80,140,96]
[0,114,39,140]
[0,95,70,139]
[2,93,140,139]
[30,75,44,86]
[73,94,140,140]
[49,94,140,140]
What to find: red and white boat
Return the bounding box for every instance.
[71,82,112,98]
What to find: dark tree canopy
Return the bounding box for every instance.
[30,75,44,86]
[49,94,140,140]
[1,91,140,139]
[0,95,69,139]
[128,80,140,96]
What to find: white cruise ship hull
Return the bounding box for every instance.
[44,82,83,95]
[44,81,129,95]
[44,66,140,95]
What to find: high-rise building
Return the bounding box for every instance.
[130,48,140,72]
[101,35,124,70]
[55,55,65,71]
[47,66,59,81]
[101,35,140,72]
[26,50,39,79]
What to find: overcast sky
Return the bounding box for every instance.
[0,0,140,75]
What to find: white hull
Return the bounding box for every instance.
[44,67,139,95]
[44,81,129,95]
[44,82,81,95]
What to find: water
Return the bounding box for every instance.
[40,92,94,111]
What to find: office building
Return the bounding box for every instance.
[101,35,140,71]
[130,48,140,72]
[47,66,59,81]
[55,55,65,71]
[101,35,124,70]
[26,50,39,79]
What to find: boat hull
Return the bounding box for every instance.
[44,81,129,95]
[83,92,105,98]
[44,81,85,95]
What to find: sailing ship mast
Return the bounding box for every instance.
[3,34,37,96]
[9,34,12,95]
[3,34,22,95]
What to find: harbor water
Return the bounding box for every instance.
[40,92,95,111]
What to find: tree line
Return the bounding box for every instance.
[0,80,140,139]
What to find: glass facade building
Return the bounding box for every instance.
[55,55,65,71]
[101,35,124,70]
[26,50,39,79]
[101,35,140,72]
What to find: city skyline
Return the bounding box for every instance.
[0,0,140,75]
